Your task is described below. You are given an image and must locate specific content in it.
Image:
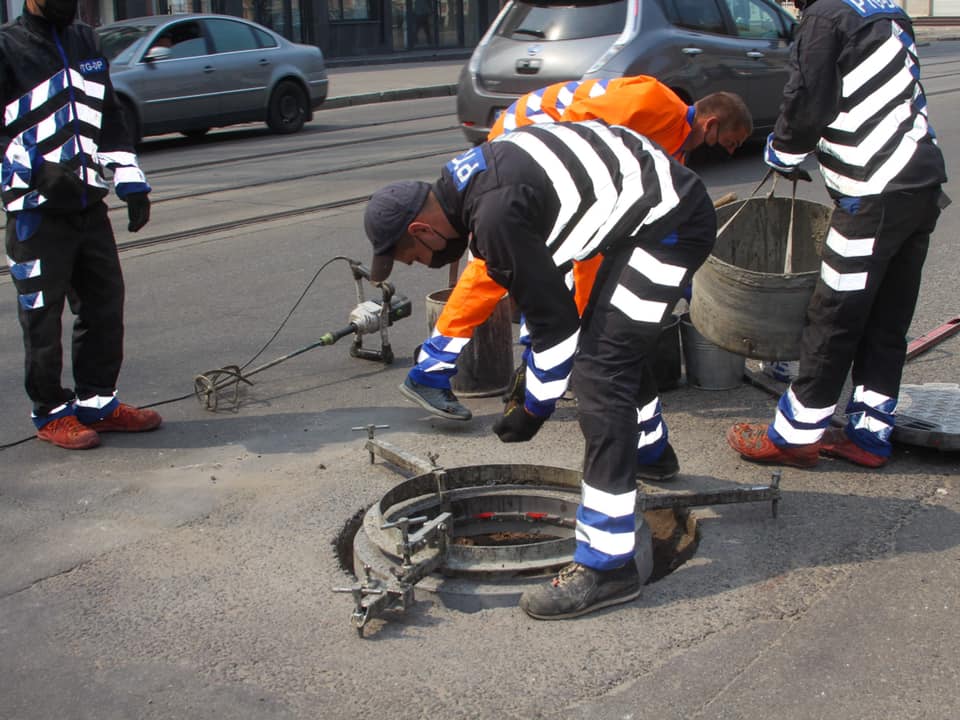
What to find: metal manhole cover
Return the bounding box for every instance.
[894,383,960,451]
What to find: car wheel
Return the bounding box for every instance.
[119,98,141,145]
[181,128,210,139]
[267,80,308,134]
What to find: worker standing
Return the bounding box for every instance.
[363,120,717,618]
[1,0,160,449]
[727,0,947,469]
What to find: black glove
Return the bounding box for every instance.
[125,192,151,232]
[502,364,526,406]
[35,160,86,206]
[773,166,812,183]
[493,401,545,443]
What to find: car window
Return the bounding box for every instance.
[722,0,782,39]
[251,25,279,49]
[155,21,208,59]
[98,24,152,61]
[206,18,260,53]
[497,1,626,42]
[662,0,727,35]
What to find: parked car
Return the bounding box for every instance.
[96,14,328,142]
[457,0,797,145]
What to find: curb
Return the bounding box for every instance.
[321,83,459,110]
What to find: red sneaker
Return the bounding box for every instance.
[37,416,100,450]
[85,403,162,433]
[726,422,819,468]
[819,427,887,468]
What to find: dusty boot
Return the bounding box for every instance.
[85,403,162,433]
[399,376,472,421]
[636,443,680,482]
[726,423,819,468]
[819,427,888,468]
[37,416,100,450]
[519,561,642,620]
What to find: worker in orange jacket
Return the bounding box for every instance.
[401,77,751,478]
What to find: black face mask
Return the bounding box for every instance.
[40,0,78,28]
[427,234,469,269]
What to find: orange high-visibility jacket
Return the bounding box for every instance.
[433,77,693,344]
[489,76,693,160]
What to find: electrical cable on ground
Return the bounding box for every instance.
[0,255,357,452]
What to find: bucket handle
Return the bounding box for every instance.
[716,169,774,239]
[716,170,800,275]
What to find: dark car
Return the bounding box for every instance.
[97,14,328,142]
[457,0,797,145]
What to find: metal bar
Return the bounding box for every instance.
[906,316,960,360]
[640,472,781,517]
[640,487,778,510]
[365,438,438,476]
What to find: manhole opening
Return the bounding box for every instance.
[334,503,700,585]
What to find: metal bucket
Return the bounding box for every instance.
[425,288,514,397]
[690,196,832,360]
[680,313,744,390]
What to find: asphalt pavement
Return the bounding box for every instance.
[1,29,959,720]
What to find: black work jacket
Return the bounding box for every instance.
[774,0,946,197]
[0,12,144,215]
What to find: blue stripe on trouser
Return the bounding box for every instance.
[843,385,896,457]
[636,397,668,463]
[408,333,469,389]
[574,484,637,570]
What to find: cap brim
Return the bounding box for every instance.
[369,253,395,283]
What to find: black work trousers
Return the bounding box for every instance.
[571,189,716,569]
[792,186,942,411]
[5,203,125,417]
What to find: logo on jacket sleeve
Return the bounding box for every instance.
[78,58,107,75]
[446,147,487,191]
[843,0,904,17]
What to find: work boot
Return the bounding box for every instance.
[84,403,162,433]
[399,376,472,421]
[726,422,819,468]
[819,427,888,468]
[37,416,100,450]
[636,443,680,482]
[520,561,642,620]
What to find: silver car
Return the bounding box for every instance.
[97,14,328,142]
[457,0,797,145]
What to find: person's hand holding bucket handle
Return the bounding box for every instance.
[764,133,812,183]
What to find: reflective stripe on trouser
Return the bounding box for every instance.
[769,188,941,456]
[409,259,505,389]
[572,193,715,570]
[5,202,125,418]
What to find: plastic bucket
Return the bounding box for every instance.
[690,196,832,360]
[680,314,744,390]
[425,289,514,397]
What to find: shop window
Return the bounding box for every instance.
[330,0,379,21]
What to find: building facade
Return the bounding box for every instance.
[1,1,953,61]
[0,0,503,60]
